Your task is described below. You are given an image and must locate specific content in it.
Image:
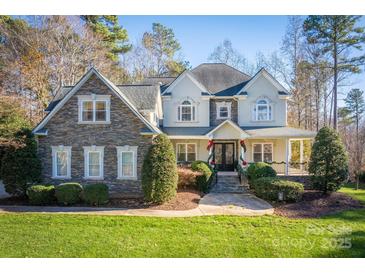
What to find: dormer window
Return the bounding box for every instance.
[78,95,110,124]
[216,102,232,119]
[254,98,272,121]
[178,100,195,122]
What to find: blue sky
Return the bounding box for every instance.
[120,15,365,103]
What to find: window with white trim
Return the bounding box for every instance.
[177,100,195,122]
[176,143,196,162]
[83,146,104,179]
[78,95,110,123]
[117,146,138,180]
[253,98,272,121]
[216,101,231,119]
[253,143,273,163]
[52,146,71,178]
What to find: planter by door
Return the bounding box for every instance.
[214,143,235,171]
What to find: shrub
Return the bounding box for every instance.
[250,177,304,202]
[272,180,304,202]
[191,160,213,193]
[246,162,276,180]
[0,129,42,196]
[55,182,83,205]
[83,183,109,206]
[309,126,349,193]
[191,160,214,173]
[177,167,201,189]
[142,134,178,204]
[26,185,55,205]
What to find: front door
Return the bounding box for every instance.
[214,143,235,171]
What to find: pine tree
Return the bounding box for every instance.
[81,16,131,62]
[142,23,188,76]
[303,16,365,130]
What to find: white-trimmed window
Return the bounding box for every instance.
[177,100,196,122]
[117,146,138,180]
[83,146,104,179]
[52,146,72,179]
[176,143,197,162]
[216,101,231,119]
[253,143,273,163]
[78,94,110,123]
[253,98,272,121]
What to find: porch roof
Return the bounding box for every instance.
[162,125,316,139]
[242,126,316,139]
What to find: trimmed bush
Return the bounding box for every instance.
[250,177,304,202]
[246,162,277,180]
[191,160,213,193]
[83,183,109,206]
[26,185,55,205]
[177,167,201,189]
[142,134,178,204]
[309,126,349,193]
[55,182,83,205]
[191,160,214,173]
[0,129,42,196]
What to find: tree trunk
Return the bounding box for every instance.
[333,42,338,130]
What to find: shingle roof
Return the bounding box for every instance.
[162,125,316,138]
[138,76,176,86]
[162,127,214,136]
[117,85,159,110]
[191,63,251,95]
[242,126,316,138]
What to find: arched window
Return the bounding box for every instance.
[255,98,272,121]
[178,100,195,121]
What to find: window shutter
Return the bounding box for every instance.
[177,106,180,121]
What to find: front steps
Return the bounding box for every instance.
[210,172,247,193]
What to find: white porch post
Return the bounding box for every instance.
[299,139,304,171]
[285,138,290,175]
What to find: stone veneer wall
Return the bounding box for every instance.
[209,98,238,126]
[37,74,153,198]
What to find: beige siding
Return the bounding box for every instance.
[170,139,209,161]
[238,75,287,127]
[245,138,286,174]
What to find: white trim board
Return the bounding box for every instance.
[161,70,212,96]
[33,68,161,135]
[205,120,250,139]
[238,68,290,95]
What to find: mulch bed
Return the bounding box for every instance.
[0,189,202,211]
[274,190,364,218]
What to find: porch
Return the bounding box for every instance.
[170,137,312,176]
[165,121,317,176]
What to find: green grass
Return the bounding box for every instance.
[0,184,364,258]
[339,182,365,204]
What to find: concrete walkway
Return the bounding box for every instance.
[0,192,274,217]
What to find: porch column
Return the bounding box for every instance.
[299,139,304,171]
[285,138,290,175]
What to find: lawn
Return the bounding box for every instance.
[0,185,364,258]
[339,182,365,204]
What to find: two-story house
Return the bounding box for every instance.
[33,63,316,197]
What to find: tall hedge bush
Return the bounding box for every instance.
[309,126,349,193]
[142,134,178,204]
[0,129,42,196]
